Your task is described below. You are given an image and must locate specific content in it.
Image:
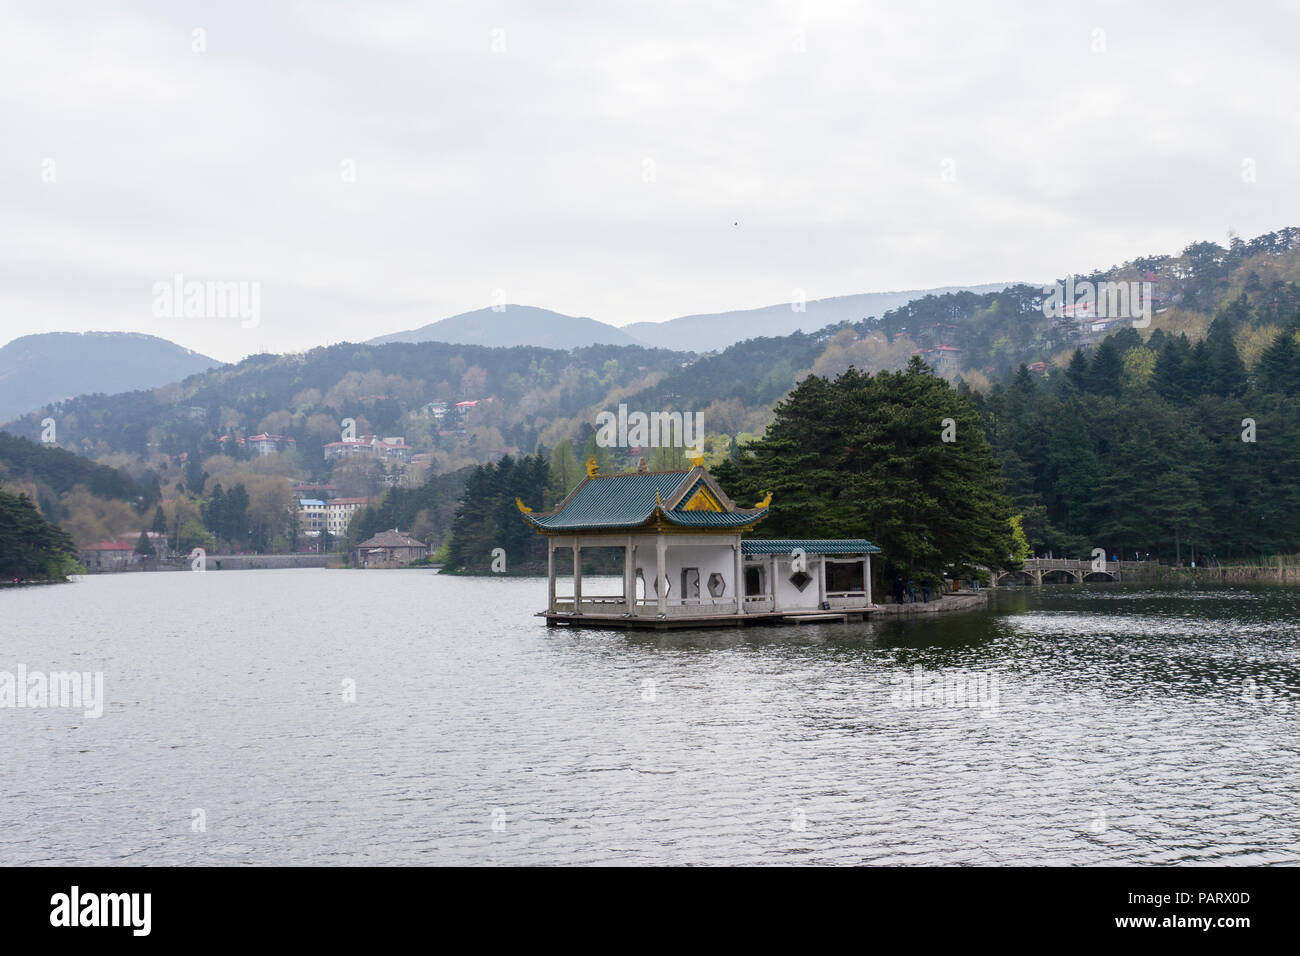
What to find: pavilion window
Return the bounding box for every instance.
[681,568,700,601]
[826,561,865,592]
[744,566,764,596]
[707,572,726,598]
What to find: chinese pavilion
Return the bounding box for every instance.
[519,458,881,628]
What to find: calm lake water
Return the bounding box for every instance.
[3,570,1299,865]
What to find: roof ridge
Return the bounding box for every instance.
[588,468,692,478]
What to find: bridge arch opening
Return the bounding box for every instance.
[1082,571,1117,582]
[996,570,1035,586]
[1040,569,1079,584]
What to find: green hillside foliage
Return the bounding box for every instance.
[0,432,143,501]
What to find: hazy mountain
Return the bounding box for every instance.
[0,332,221,423]
[624,284,1020,352]
[368,305,646,350]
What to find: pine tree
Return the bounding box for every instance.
[1256,317,1300,395]
[203,484,226,538]
[1153,335,1192,402]
[1205,315,1248,397]
[443,453,550,574]
[1065,349,1090,391]
[1191,338,1218,396]
[1087,339,1124,396]
[134,531,155,559]
[715,359,1014,579]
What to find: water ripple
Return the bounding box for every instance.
[1,573,1298,864]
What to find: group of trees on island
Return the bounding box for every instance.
[0,491,79,582]
[427,358,1020,582]
[714,359,1020,585]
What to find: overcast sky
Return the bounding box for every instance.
[2,0,1296,363]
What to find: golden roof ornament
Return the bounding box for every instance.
[754,491,772,508]
[585,455,598,478]
[637,456,648,473]
[515,497,532,514]
[689,450,704,468]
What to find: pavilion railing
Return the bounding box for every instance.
[630,598,739,617]
[553,597,744,617]
[826,590,870,608]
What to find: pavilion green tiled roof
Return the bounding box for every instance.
[741,539,881,555]
[522,467,768,533]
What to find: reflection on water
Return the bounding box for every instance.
[2,572,1298,865]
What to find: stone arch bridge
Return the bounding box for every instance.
[994,558,1144,586]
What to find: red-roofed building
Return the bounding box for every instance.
[79,540,134,571]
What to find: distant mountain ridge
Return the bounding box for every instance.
[0,332,221,423]
[368,305,644,350]
[369,285,1021,354]
[622,284,1019,352]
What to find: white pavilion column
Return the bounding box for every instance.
[547,540,556,612]
[733,537,743,615]
[769,554,778,611]
[656,533,666,615]
[864,554,873,606]
[624,536,635,614]
[572,540,582,614]
[818,555,826,607]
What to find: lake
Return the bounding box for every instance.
[2,570,1298,865]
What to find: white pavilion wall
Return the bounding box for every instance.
[770,555,822,611]
[628,535,738,606]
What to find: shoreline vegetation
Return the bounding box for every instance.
[46,561,1300,594]
[0,490,81,585]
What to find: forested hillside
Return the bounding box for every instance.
[2,340,685,470]
[862,226,1300,383]
[6,227,1300,563]
[0,433,153,548]
[980,316,1300,563]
